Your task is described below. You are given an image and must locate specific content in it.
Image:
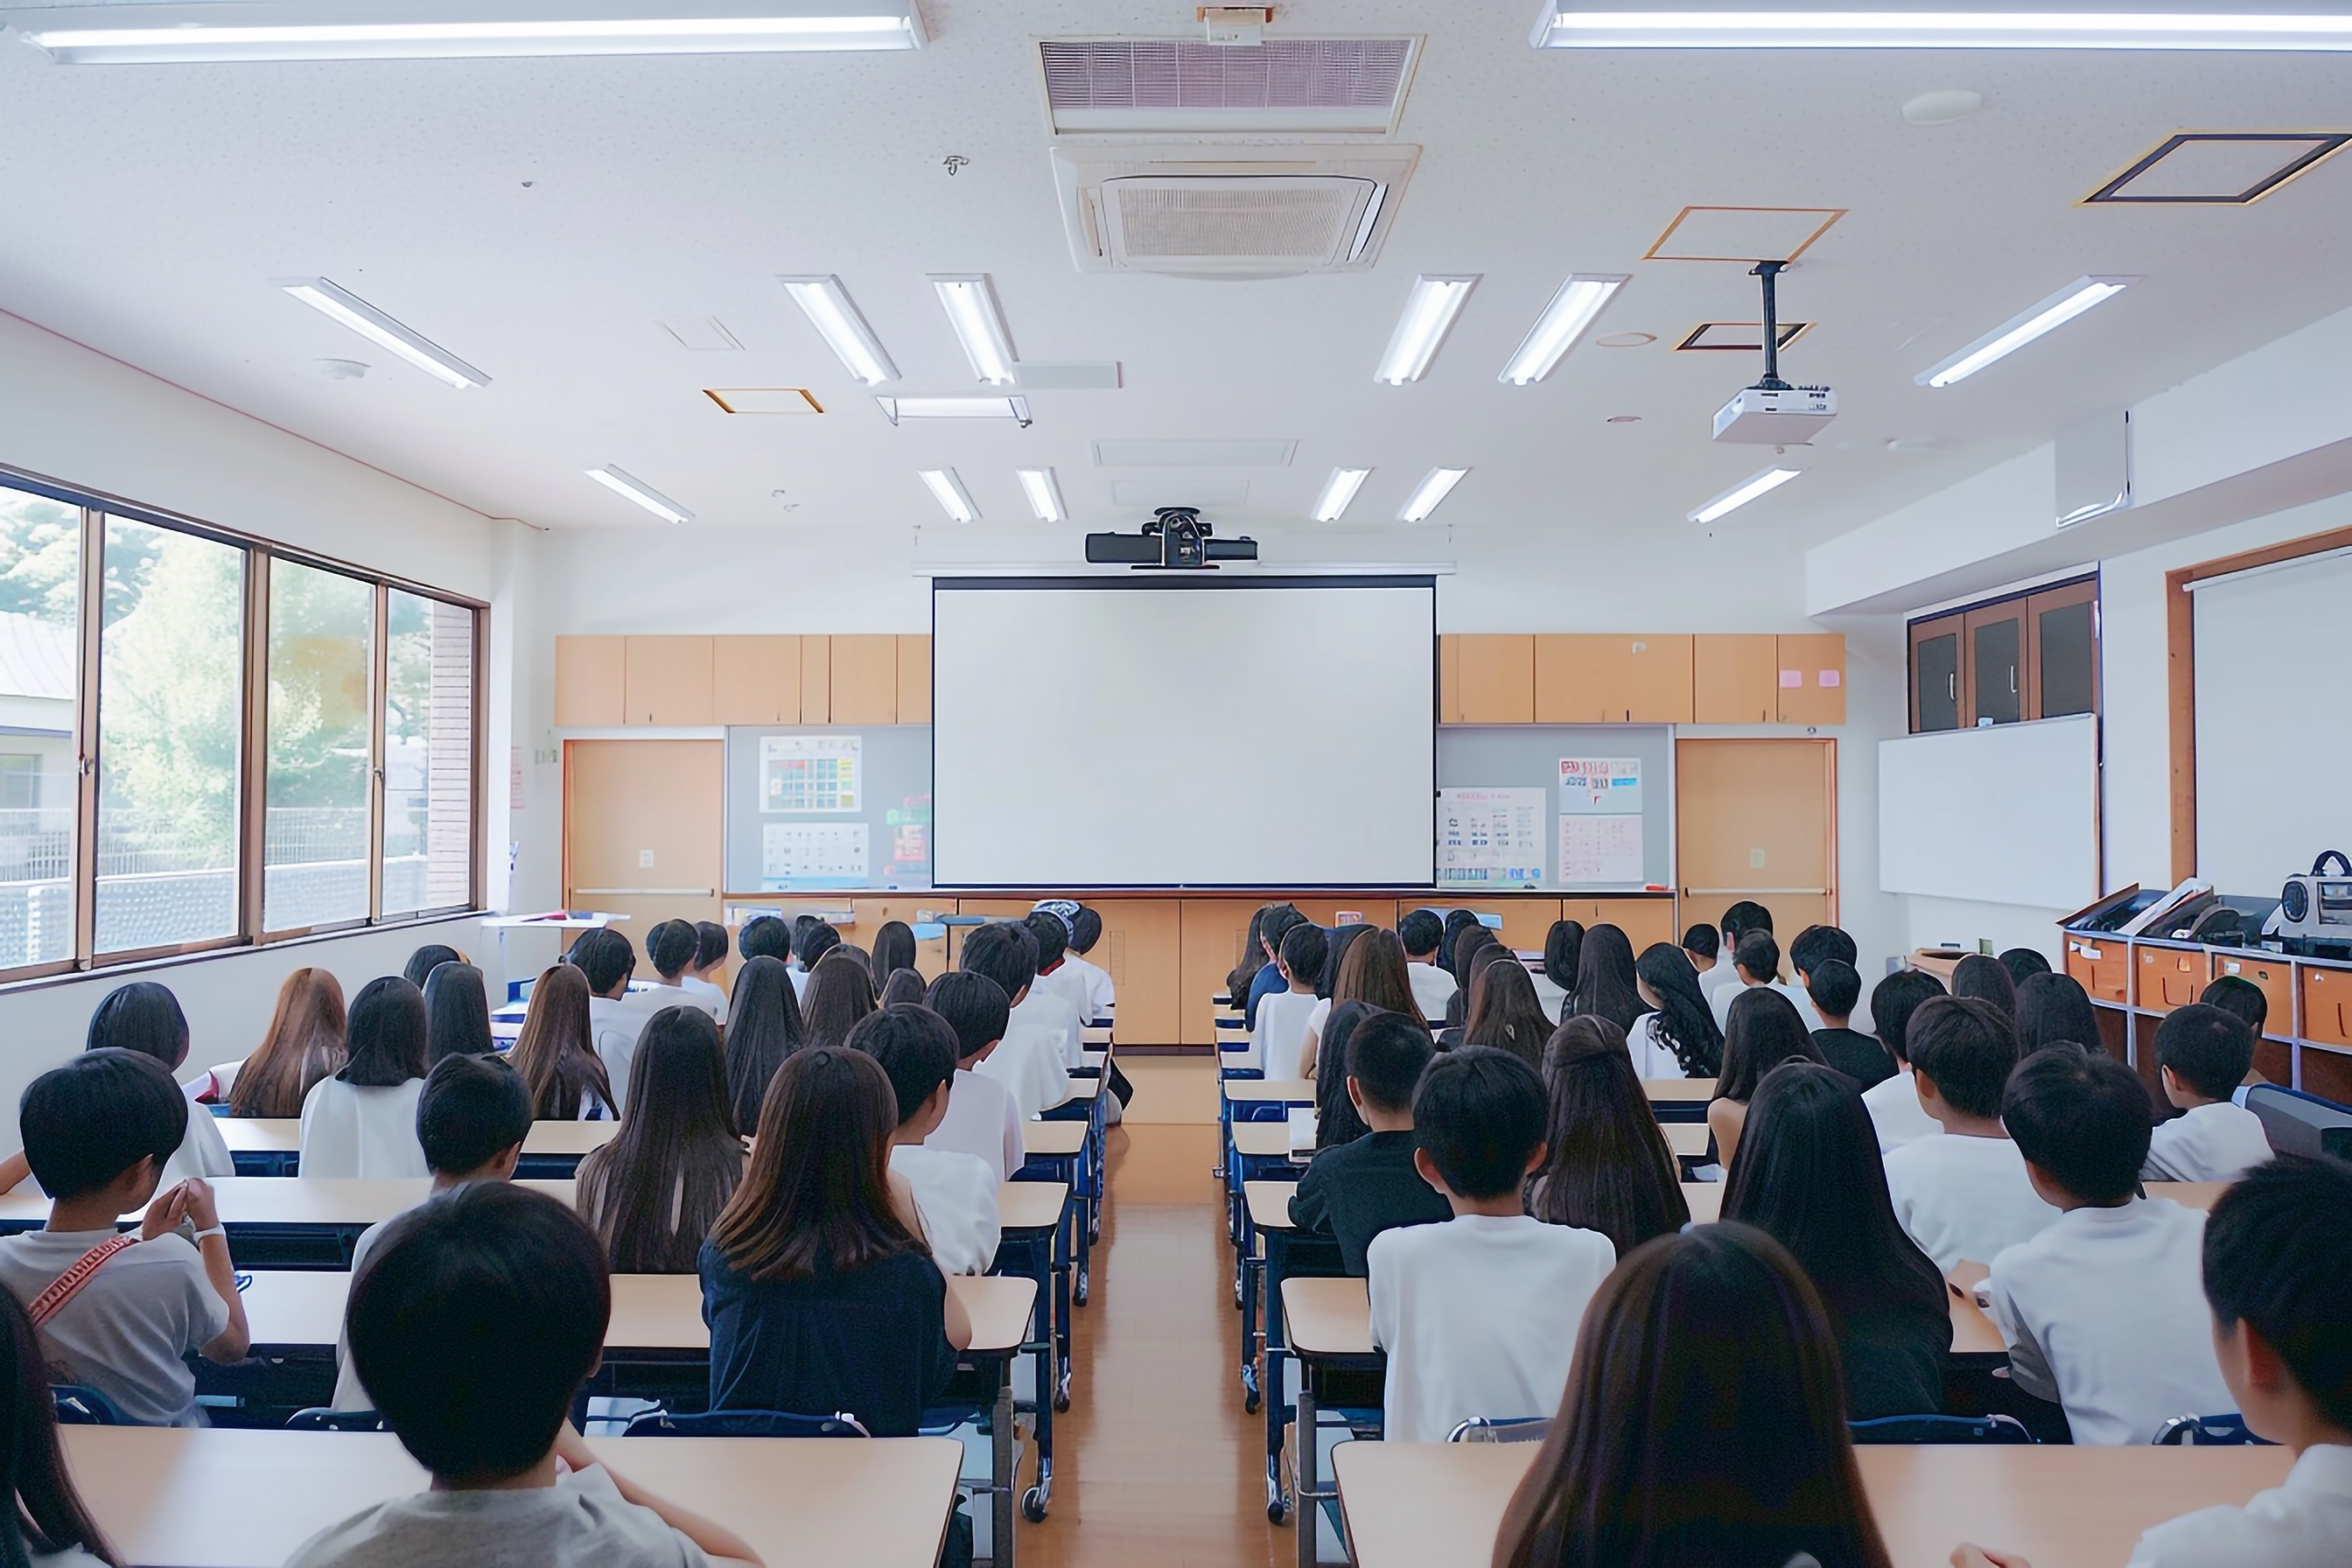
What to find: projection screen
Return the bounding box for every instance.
[931,577,1436,886]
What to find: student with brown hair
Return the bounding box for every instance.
[1526,1017,1690,1257]
[574,1008,745,1274]
[1302,926,1430,1075]
[0,1278,117,1564]
[229,968,347,1118]
[1461,958,1553,1071]
[506,964,612,1121]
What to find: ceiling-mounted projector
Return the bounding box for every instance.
[1714,260,1837,444]
[1084,507,1259,570]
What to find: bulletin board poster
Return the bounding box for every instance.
[761,822,870,889]
[1558,757,1642,816]
[1436,787,1547,886]
[760,734,860,813]
[1558,758,1644,883]
[883,796,932,886]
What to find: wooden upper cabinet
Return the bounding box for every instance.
[1438,635,1462,722]
[1534,636,1607,723]
[799,635,831,724]
[1692,634,1776,724]
[553,636,626,726]
[623,636,714,725]
[710,635,802,725]
[830,634,900,724]
[1774,633,1846,726]
[1537,634,1695,724]
[896,634,933,724]
[1617,634,1694,723]
[1451,634,1536,724]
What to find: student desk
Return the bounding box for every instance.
[214,1118,620,1178]
[1641,1075,1717,1123]
[1227,1121,1303,1319]
[60,1425,967,1568]
[1242,1180,1342,1523]
[1037,1076,1105,1293]
[993,1179,1072,1523]
[1332,1438,2296,1568]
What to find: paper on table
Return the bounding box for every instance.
[1437,787,1547,885]
[1559,814,1643,884]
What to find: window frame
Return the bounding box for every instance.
[1906,572,2100,734]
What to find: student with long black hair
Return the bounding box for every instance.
[1568,923,1644,1034]
[299,976,431,1179]
[719,956,802,1135]
[1461,959,1552,1071]
[1526,1018,1689,1257]
[1629,942,1723,1079]
[2014,971,2102,1054]
[1706,987,1825,1175]
[1311,1001,1376,1151]
[1436,908,1481,976]
[85,983,234,1183]
[422,962,495,1065]
[1536,920,1584,1024]
[507,963,613,1120]
[574,1008,745,1274]
[869,920,916,988]
[878,969,928,1009]
[400,944,463,990]
[0,1281,116,1564]
[1950,951,2019,1018]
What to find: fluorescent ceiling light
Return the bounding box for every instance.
[876,395,1032,426]
[584,466,693,524]
[278,278,487,389]
[1375,276,1480,385]
[1915,276,2137,388]
[1015,467,1066,523]
[1500,273,1631,385]
[779,275,897,385]
[931,275,1017,386]
[919,468,979,523]
[1398,467,1469,522]
[1530,6,2352,51]
[1689,466,1802,524]
[1312,467,1371,522]
[18,1,926,63]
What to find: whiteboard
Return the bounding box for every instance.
[2194,550,2352,894]
[1878,716,2098,908]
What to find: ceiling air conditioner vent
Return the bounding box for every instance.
[1037,36,1420,135]
[1052,144,1420,278]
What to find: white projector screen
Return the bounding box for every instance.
[1878,716,2099,910]
[932,577,1436,886]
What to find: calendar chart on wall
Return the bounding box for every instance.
[724,725,932,892]
[1436,725,1674,891]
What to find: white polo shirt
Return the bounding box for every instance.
[1012,984,1085,1071]
[587,990,668,1113]
[975,1004,1071,1122]
[1254,990,1320,1081]
[1711,978,1824,1033]
[1407,962,1458,1023]
[1985,1198,2233,1446]
[298,1076,429,1180]
[1861,1068,1942,1153]
[1881,1131,2059,1271]
[927,1068,1026,1184]
[2128,1444,2352,1568]
[1063,951,1116,1023]
[2143,1101,2272,1184]
[890,1144,1001,1276]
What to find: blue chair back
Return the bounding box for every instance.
[284,1408,388,1432]
[2244,1084,2352,1159]
[2152,1413,2272,1446]
[52,1385,126,1425]
[1447,1416,1550,1445]
[1850,1413,2034,1445]
[622,1407,871,1439]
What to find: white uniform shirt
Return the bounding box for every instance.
[1985,1198,2233,1446]
[640,980,719,1024]
[1407,962,1458,1023]
[1861,1068,1942,1152]
[298,1077,429,1180]
[167,1106,236,1186]
[1530,971,1568,1026]
[1063,951,1116,1023]
[1881,1132,2059,1271]
[788,967,809,1002]
[0,1229,228,1426]
[587,990,667,1114]
[927,1068,1025,1184]
[1699,958,1743,1006]
[1368,1214,1616,1444]
[1012,984,1085,1071]
[679,975,727,1018]
[1033,963,1096,1039]
[1254,991,1320,1081]
[2128,1444,2352,1568]
[1627,1012,1698,1080]
[976,1008,1072,1122]
[890,1144,1001,1276]
[282,1462,713,1568]
[2143,1101,2272,1183]
[1711,978,1824,1033]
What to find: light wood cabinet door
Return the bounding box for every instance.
[830,634,900,724]
[1581,897,1679,951]
[799,636,831,724]
[897,635,933,724]
[1693,634,1776,724]
[1620,634,1695,723]
[710,636,802,725]
[563,738,724,939]
[1534,636,1607,724]
[623,636,714,725]
[1180,900,1260,1044]
[1453,635,1536,724]
[1537,635,1693,724]
[1439,635,1464,723]
[554,636,626,727]
[1775,633,1846,725]
[1095,900,1182,1046]
[1676,737,1836,938]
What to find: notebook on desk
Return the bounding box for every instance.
[1287,1107,1318,1163]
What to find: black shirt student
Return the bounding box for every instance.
[1287,1013,1450,1274]
[1805,959,1896,1088]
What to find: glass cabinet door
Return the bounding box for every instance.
[1966,606,2026,725]
[1911,617,1963,732]
[2030,580,2098,719]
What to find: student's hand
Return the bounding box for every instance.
[180,1178,221,1232]
[1948,1259,1992,1292]
[551,1421,598,1474]
[1952,1544,2034,1568]
[140,1182,190,1240]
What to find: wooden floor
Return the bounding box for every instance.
[1024,1112,1289,1568]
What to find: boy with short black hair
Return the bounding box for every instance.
[0,1050,249,1426]
[570,928,659,1112]
[332,1052,534,1413]
[2145,1003,2273,1182]
[1702,900,1774,1005]
[1787,924,1858,987]
[289,1184,759,1567]
[795,920,842,977]
[1368,1046,1615,1444]
[1399,909,1458,1020]
[645,920,720,1021]
[1805,959,1894,1088]
[851,1007,999,1276]
[1880,997,2057,1270]
[1859,969,1947,1152]
[2200,973,2268,1037]
[1288,1015,1450,1275]
[1245,904,1305,1028]
[1679,923,1719,982]
[682,920,731,1016]
[1710,929,1823,1032]
[922,972,1025,1181]
[1985,1045,2232,1445]
[957,923,1069,1120]
[1061,906,1115,1025]
[1254,921,1326,1079]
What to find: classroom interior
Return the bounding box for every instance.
[2,2,2351,1565]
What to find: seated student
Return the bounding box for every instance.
[720,956,802,1135]
[1709,930,1823,1033]
[2145,1004,2273,1183]
[569,928,661,1113]
[799,950,878,1053]
[1055,904,1116,1024]
[400,943,463,991]
[332,1054,532,1412]
[1568,924,1645,1035]
[1807,959,1896,1088]
[682,919,731,1016]
[2202,973,2269,1037]
[1880,998,2057,1271]
[1287,1013,1450,1274]
[1859,969,1947,1153]
[0,1051,249,1426]
[734,914,794,1007]
[1018,910,1088,1069]
[0,1278,117,1564]
[869,920,918,990]
[1950,951,2019,1018]
[1368,1046,1615,1443]
[1680,921,1720,986]
[1400,909,1461,1022]
[642,920,722,1023]
[508,963,614,1121]
[84,984,234,1184]
[294,1185,760,1568]
[1461,956,1553,1072]
[1629,943,1724,1080]
[792,920,844,1003]
[423,962,495,1065]
[574,1009,746,1275]
[1700,900,1774,1007]
[1986,1045,2233,1445]
[878,969,928,1009]
[1295,924,1367,1069]
[1443,929,1506,1033]
[957,924,1069,1121]
[1242,904,1305,1029]
[924,972,1026,1182]
[1706,988,1825,1175]
[1253,922,1326,1080]
[1305,929,1427,1077]
[2014,970,2103,1054]
[1494,1225,1894,1568]
[1722,1062,1950,1420]
[1786,922,1857,990]
[703,1047,973,1438]
[1224,906,1273,1022]
[1534,920,1582,1026]
[1999,946,2054,987]
[229,967,347,1118]
[1310,1001,1376,1152]
[851,1007,1000,1277]
[299,976,432,1180]
[1527,1018,1690,1257]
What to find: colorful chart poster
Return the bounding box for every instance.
[884,795,932,883]
[760,734,860,813]
[1436,787,1548,886]
[761,822,870,889]
[1558,757,1642,816]
[1558,814,1645,884]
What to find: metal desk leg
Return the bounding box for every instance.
[992,1366,1016,1568]
[1020,1235,1054,1522]
[1294,1376,1319,1568]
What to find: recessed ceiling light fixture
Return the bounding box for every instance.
[919,468,979,523]
[1312,467,1372,522]
[1500,273,1630,385]
[1375,275,1480,385]
[18,0,928,63]
[278,278,487,389]
[585,466,693,524]
[1397,466,1468,522]
[876,395,1033,427]
[930,275,1018,385]
[778,274,897,385]
[1015,467,1066,523]
[1530,7,2352,51]
[1915,276,2137,388]
[1689,466,1802,524]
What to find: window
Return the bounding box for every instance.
[1908,576,2099,733]
[0,489,80,970]
[263,561,375,933]
[382,590,474,917]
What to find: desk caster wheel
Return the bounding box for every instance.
[1267,1494,1291,1524]
[1075,1270,1089,1306]
[1245,1387,1262,1415]
[1054,1377,1072,1413]
[1022,1488,1048,1523]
